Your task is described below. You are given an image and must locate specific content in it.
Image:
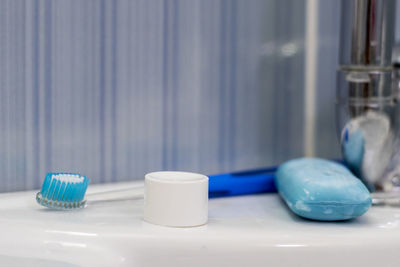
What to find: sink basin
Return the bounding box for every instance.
[0,181,399,266]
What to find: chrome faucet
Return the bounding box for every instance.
[337,0,400,192]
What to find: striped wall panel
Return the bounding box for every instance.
[0,0,339,192]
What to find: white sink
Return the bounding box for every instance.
[0,181,399,266]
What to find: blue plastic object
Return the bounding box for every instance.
[208,167,277,198]
[275,158,372,221]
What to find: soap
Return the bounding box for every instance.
[275,158,371,221]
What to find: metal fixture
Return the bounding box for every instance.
[337,0,399,191]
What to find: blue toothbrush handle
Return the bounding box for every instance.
[208,167,277,198]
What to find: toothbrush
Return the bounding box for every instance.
[36,169,277,210]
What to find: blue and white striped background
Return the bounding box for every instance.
[0,0,341,192]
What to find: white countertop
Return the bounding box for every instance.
[0,181,399,266]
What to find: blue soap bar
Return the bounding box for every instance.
[275,158,371,221]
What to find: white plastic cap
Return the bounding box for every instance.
[144,171,209,227]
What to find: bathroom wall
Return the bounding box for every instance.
[0,0,341,192]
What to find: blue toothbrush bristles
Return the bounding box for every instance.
[36,173,90,209]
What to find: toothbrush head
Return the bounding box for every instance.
[36,173,90,209]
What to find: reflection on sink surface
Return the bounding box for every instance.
[0,181,400,266]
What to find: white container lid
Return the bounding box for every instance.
[144,171,209,227]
